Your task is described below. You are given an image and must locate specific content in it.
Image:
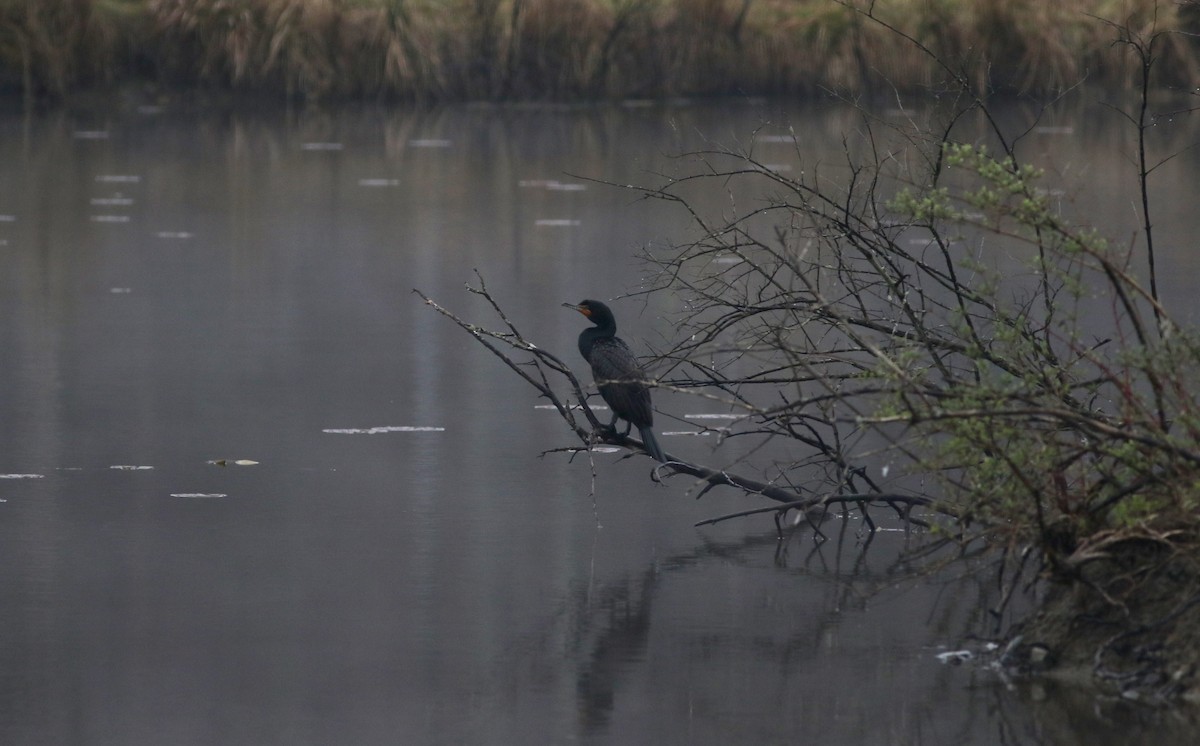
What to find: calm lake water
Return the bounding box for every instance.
[1,93,1198,744]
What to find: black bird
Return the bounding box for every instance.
[564,299,668,463]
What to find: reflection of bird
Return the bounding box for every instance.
[564,299,667,463]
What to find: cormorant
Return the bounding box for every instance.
[563,299,668,463]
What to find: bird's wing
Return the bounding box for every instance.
[588,337,644,381]
[589,338,654,426]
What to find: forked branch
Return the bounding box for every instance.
[416,273,939,530]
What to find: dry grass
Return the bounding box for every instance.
[1,0,1197,100]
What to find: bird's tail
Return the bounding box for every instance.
[638,425,668,463]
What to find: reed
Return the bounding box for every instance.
[1,0,1196,100]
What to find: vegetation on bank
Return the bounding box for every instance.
[1,0,1198,101]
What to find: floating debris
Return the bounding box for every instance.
[936,649,974,665]
[110,465,153,471]
[661,429,730,437]
[323,426,445,434]
[0,474,44,479]
[358,178,400,187]
[91,196,134,206]
[533,403,608,411]
[683,413,745,420]
[301,142,344,151]
[171,493,227,499]
[207,459,259,466]
[408,139,452,148]
[518,179,586,191]
[535,219,580,227]
[95,175,141,183]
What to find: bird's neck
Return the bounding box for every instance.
[578,323,615,359]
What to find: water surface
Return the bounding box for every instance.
[0,95,1197,744]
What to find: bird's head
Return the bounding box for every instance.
[563,299,614,326]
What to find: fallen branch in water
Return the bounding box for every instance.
[416,273,942,532]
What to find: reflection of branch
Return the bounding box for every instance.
[549,525,999,733]
[418,274,944,529]
[694,492,941,532]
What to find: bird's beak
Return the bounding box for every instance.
[562,302,588,316]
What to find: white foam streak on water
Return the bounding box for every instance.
[408,139,452,148]
[534,219,580,226]
[170,493,227,499]
[91,215,130,223]
[301,142,344,151]
[518,179,586,191]
[0,474,44,479]
[95,175,141,183]
[322,426,446,434]
[156,231,194,239]
[110,465,154,470]
[683,413,744,420]
[661,429,729,436]
[358,178,400,187]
